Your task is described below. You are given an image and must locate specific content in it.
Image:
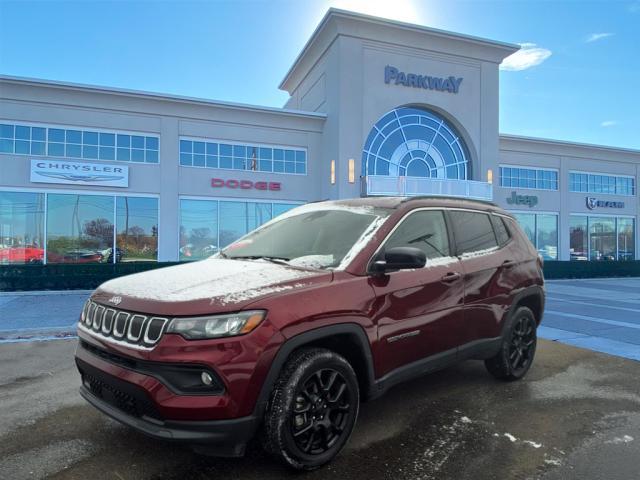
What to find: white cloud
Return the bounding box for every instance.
[586,32,614,43]
[500,43,552,71]
[601,120,618,127]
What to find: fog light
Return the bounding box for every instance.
[201,371,214,386]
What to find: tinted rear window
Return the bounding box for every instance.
[491,215,511,246]
[449,211,498,254]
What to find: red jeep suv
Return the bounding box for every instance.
[75,196,544,469]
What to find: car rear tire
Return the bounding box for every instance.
[485,306,537,381]
[262,347,359,470]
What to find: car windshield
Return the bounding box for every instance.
[221,205,391,269]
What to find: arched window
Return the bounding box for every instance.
[362,107,469,180]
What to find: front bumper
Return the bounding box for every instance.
[77,357,260,456]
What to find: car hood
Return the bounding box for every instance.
[93,258,330,316]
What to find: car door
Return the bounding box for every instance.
[369,209,465,376]
[448,210,514,347]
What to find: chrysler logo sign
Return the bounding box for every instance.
[211,178,281,191]
[384,65,463,94]
[586,197,624,209]
[30,160,129,187]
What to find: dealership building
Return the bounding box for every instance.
[1,9,638,265]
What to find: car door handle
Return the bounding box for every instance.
[441,272,461,283]
[502,260,516,268]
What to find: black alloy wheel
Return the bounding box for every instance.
[485,306,537,381]
[290,369,352,455]
[508,314,536,376]
[262,348,359,470]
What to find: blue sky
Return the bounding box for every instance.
[1,0,638,149]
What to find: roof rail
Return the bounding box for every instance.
[398,195,498,207]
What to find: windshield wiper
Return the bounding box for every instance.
[228,255,291,265]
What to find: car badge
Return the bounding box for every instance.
[108,295,123,305]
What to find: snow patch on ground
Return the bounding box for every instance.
[99,258,317,303]
[523,440,543,448]
[605,435,634,444]
[504,433,517,442]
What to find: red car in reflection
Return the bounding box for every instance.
[0,246,44,264]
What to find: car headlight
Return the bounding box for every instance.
[166,310,266,340]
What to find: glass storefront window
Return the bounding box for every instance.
[618,218,635,261]
[569,216,588,261]
[513,213,535,246]
[179,199,301,260]
[46,194,114,263]
[537,214,558,260]
[0,192,45,264]
[513,212,558,260]
[571,215,634,261]
[116,197,158,262]
[179,199,218,261]
[589,217,616,261]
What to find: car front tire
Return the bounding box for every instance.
[262,347,359,470]
[485,306,537,381]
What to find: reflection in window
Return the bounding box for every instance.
[0,123,159,163]
[513,213,558,260]
[179,199,218,261]
[589,217,616,261]
[219,202,273,248]
[536,215,558,261]
[618,218,635,261]
[385,210,450,260]
[450,211,498,254]
[499,166,558,190]
[569,172,635,196]
[116,197,158,262]
[570,215,634,261]
[0,192,45,264]
[46,194,114,264]
[179,139,306,174]
[569,216,588,261]
[273,203,297,217]
[178,199,300,260]
[362,107,468,180]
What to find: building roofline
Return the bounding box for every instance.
[0,74,327,120]
[499,133,640,156]
[279,8,520,91]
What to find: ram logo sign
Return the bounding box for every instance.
[30,160,129,187]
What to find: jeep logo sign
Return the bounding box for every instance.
[506,191,538,208]
[211,178,281,191]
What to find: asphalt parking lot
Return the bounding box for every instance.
[1,278,639,479]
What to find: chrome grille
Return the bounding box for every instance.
[79,300,169,349]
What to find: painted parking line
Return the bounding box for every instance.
[545,309,640,331]
[546,296,640,314]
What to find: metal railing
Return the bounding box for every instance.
[361,175,493,201]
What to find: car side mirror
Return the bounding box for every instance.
[370,247,426,274]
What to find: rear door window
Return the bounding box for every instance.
[491,215,511,246]
[449,211,498,255]
[384,210,451,260]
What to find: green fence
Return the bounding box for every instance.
[542,260,640,279]
[0,262,183,291]
[1,260,639,291]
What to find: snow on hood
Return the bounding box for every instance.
[98,258,318,304]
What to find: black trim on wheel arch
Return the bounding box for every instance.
[505,285,545,332]
[253,323,376,417]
